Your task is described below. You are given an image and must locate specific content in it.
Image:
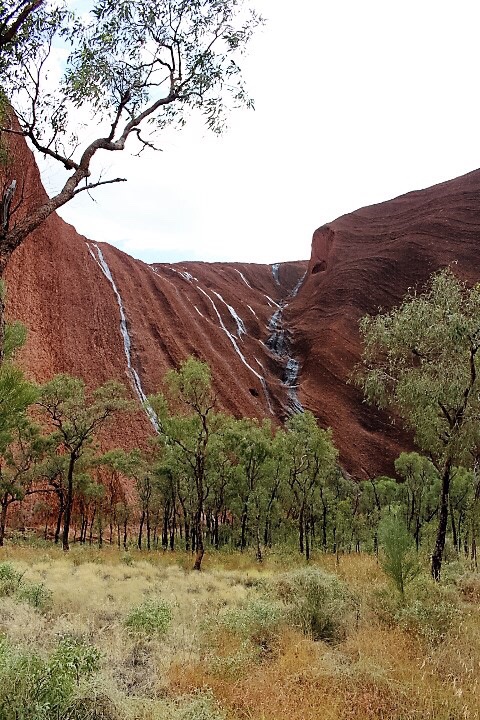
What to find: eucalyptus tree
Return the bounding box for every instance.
[0,0,261,270]
[394,452,439,551]
[356,269,480,579]
[0,416,47,545]
[0,1,48,58]
[281,411,338,560]
[37,374,130,550]
[226,417,273,558]
[150,356,225,570]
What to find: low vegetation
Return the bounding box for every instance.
[0,545,477,720]
[0,269,479,716]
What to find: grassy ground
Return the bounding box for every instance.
[0,544,478,719]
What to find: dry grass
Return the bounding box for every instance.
[0,544,478,720]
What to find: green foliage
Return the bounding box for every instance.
[378,516,420,596]
[0,561,52,610]
[0,323,37,453]
[0,561,23,595]
[0,636,100,720]
[272,566,355,642]
[16,581,52,610]
[124,599,172,636]
[218,597,284,645]
[39,375,131,449]
[395,582,461,645]
[356,268,480,466]
[175,692,226,720]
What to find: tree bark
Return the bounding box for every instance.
[62,453,76,552]
[0,497,8,546]
[431,460,452,580]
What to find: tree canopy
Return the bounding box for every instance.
[0,0,262,266]
[356,268,480,578]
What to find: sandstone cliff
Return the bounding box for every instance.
[4,132,480,476]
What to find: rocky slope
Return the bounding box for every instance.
[4,132,480,476]
[287,170,480,475]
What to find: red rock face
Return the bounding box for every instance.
[4,133,480,477]
[287,170,480,476]
[3,135,308,452]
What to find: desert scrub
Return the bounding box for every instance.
[0,561,23,596]
[217,598,284,646]
[204,597,286,673]
[124,598,172,636]
[16,581,52,610]
[0,636,100,720]
[271,566,357,642]
[394,581,462,645]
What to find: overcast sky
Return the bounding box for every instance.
[39,0,480,265]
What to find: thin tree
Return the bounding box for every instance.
[37,374,130,550]
[355,269,480,579]
[150,356,221,570]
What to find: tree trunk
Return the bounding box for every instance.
[299,506,304,554]
[54,498,64,544]
[0,497,9,546]
[88,507,96,545]
[146,509,151,551]
[449,496,458,553]
[193,508,204,571]
[240,503,248,551]
[62,454,76,552]
[138,510,145,550]
[305,514,310,562]
[431,460,452,580]
[214,513,219,550]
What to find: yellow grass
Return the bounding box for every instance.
[0,544,478,720]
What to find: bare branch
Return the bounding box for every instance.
[72,177,127,196]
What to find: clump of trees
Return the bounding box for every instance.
[1,270,480,578]
[356,268,480,579]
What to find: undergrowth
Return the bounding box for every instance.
[0,545,477,720]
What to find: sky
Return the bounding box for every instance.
[38,0,480,265]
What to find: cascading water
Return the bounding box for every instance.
[196,286,274,414]
[211,290,246,338]
[88,243,159,431]
[271,263,280,285]
[266,288,304,415]
[235,269,253,289]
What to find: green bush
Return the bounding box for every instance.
[124,599,172,636]
[177,691,226,720]
[16,581,52,610]
[0,636,100,720]
[0,562,23,596]
[272,566,356,642]
[395,582,462,645]
[379,516,420,596]
[217,598,284,652]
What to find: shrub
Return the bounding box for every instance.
[0,636,100,720]
[272,566,356,642]
[395,582,462,645]
[16,581,52,610]
[177,691,226,720]
[124,599,172,636]
[217,598,285,653]
[378,516,420,596]
[63,692,120,720]
[0,562,23,596]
